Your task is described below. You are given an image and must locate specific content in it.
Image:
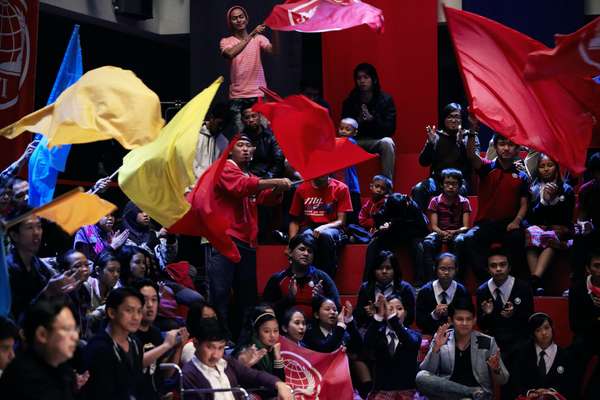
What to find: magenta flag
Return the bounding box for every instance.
[265,0,384,33]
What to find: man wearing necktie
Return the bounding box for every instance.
[475,247,534,399]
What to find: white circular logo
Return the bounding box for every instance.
[557,365,565,374]
[0,0,31,110]
[282,351,323,399]
[514,297,521,305]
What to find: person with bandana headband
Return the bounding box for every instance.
[220,6,274,131]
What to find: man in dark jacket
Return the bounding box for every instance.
[262,233,340,318]
[0,298,80,400]
[341,63,397,179]
[241,106,285,179]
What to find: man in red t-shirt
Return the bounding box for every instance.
[463,127,529,282]
[288,175,353,277]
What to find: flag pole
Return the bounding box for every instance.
[89,167,120,194]
[0,187,84,231]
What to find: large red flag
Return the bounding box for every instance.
[265,0,384,33]
[279,336,354,400]
[168,139,241,263]
[253,95,376,181]
[525,16,600,80]
[444,6,600,174]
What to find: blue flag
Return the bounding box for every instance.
[28,25,83,207]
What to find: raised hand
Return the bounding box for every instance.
[364,301,376,317]
[433,304,448,319]
[288,276,298,298]
[110,229,129,249]
[433,323,450,352]
[481,299,494,315]
[311,279,323,298]
[273,342,282,360]
[425,125,437,143]
[500,301,514,318]
[486,350,501,372]
[237,344,268,367]
[375,294,387,320]
[250,24,266,37]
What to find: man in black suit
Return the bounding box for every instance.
[417,252,470,335]
[569,247,600,399]
[475,247,533,363]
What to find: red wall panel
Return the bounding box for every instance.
[322,0,437,192]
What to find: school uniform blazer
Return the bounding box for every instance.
[416,281,470,335]
[510,342,575,399]
[364,316,422,391]
[476,278,533,351]
[420,330,509,395]
[303,319,362,353]
[354,280,416,328]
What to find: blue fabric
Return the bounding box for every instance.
[28,25,83,207]
[0,231,10,316]
[344,137,361,194]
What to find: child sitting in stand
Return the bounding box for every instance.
[338,117,362,225]
[358,175,393,234]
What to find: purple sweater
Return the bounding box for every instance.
[181,356,280,399]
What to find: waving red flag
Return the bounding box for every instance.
[279,336,354,400]
[525,16,600,80]
[444,6,600,174]
[265,0,384,33]
[253,95,376,181]
[168,139,241,263]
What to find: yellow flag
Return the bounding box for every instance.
[31,188,117,235]
[0,66,164,149]
[118,76,223,227]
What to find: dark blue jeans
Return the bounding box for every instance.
[207,239,257,339]
[300,227,342,279]
[423,232,466,280]
[411,177,469,211]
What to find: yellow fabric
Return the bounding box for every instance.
[35,189,117,235]
[118,76,224,227]
[0,66,164,149]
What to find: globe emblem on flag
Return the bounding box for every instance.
[288,0,319,25]
[0,0,31,110]
[578,24,600,70]
[282,351,323,399]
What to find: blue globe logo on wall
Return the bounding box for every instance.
[0,0,31,110]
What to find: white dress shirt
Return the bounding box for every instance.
[487,276,515,305]
[191,355,235,400]
[535,343,557,374]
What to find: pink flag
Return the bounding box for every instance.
[525,16,600,80]
[265,0,384,33]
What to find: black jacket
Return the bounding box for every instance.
[354,280,416,328]
[476,278,533,353]
[303,320,362,354]
[81,330,144,400]
[373,193,429,240]
[569,279,600,338]
[341,91,396,139]
[528,181,575,228]
[416,281,470,335]
[510,342,575,399]
[364,316,421,391]
[244,127,285,179]
[0,351,76,400]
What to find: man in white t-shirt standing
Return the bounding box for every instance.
[220,5,273,131]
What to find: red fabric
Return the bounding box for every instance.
[289,178,353,225]
[0,0,39,170]
[358,196,386,230]
[278,275,313,317]
[321,0,437,193]
[265,0,383,33]
[525,16,600,80]
[165,261,195,290]
[168,141,242,262]
[475,159,529,223]
[279,336,354,399]
[444,6,600,175]
[253,95,376,181]
[427,193,471,231]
